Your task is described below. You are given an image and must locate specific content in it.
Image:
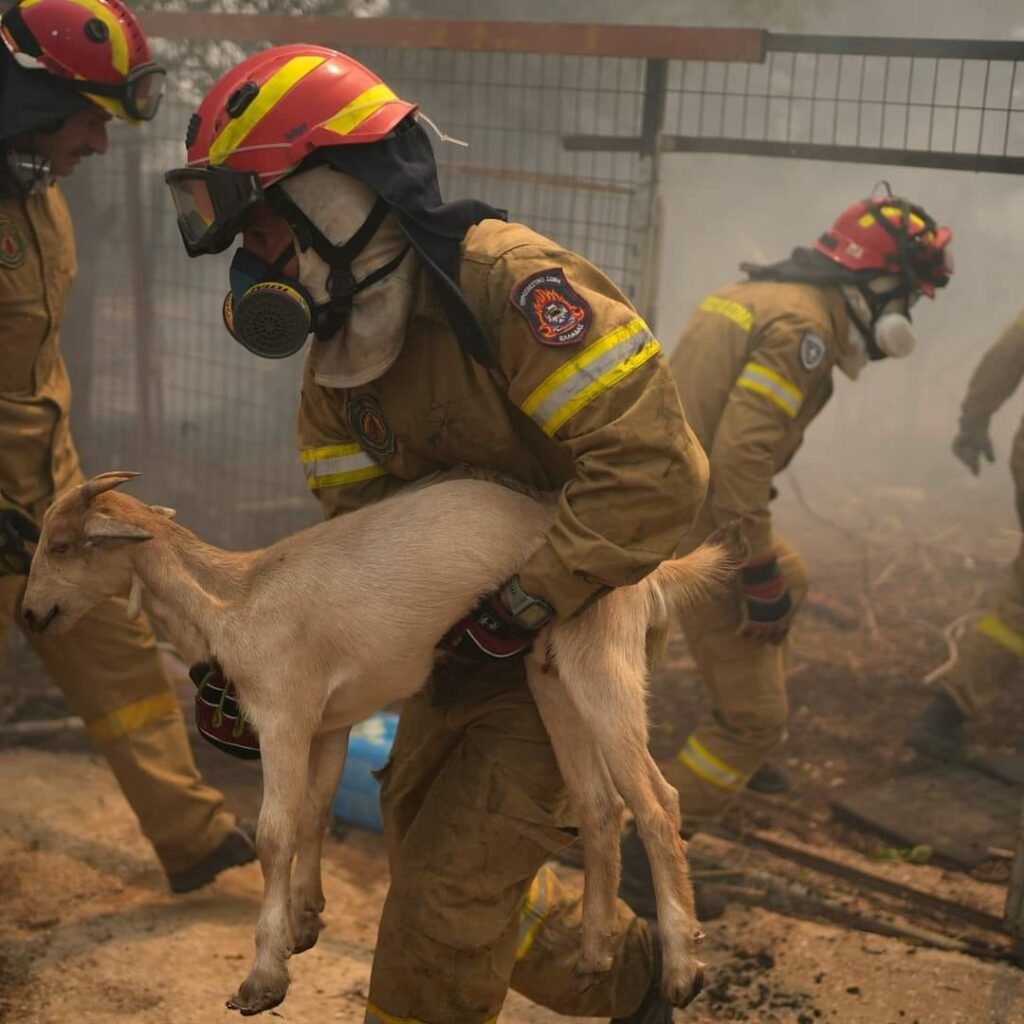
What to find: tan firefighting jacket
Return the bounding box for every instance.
[669,280,850,562]
[298,219,709,618]
[0,182,80,512]
[959,310,1024,436]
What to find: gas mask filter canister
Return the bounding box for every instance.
[222,246,319,359]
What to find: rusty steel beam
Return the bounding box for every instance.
[137,12,766,63]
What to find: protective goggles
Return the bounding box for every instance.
[165,165,264,257]
[75,63,166,122]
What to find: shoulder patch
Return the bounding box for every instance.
[799,332,826,371]
[509,267,591,346]
[348,394,395,457]
[0,218,25,270]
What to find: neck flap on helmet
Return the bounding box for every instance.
[311,119,507,368]
[0,46,89,141]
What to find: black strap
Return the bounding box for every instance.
[1,7,42,58]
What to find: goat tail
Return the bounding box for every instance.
[650,520,747,618]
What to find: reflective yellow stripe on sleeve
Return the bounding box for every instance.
[520,317,660,437]
[515,864,554,961]
[698,294,754,332]
[86,690,179,745]
[300,443,387,491]
[737,361,803,418]
[322,83,400,137]
[678,735,746,792]
[976,613,1024,659]
[209,55,327,164]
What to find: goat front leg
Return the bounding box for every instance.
[527,661,625,988]
[290,727,350,955]
[228,723,313,1017]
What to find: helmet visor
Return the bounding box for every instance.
[165,165,264,257]
[126,64,166,122]
[77,63,167,122]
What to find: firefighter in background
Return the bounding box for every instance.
[0,0,254,891]
[167,45,710,1024]
[908,310,1024,759]
[619,195,954,915]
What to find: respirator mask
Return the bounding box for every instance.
[843,275,924,362]
[222,185,409,361]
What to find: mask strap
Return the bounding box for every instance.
[844,297,886,361]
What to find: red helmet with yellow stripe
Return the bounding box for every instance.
[0,0,164,122]
[814,196,952,298]
[165,45,417,256]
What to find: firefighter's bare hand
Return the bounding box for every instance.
[738,555,793,645]
[952,428,995,476]
[0,490,40,576]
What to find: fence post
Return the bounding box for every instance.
[632,58,667,331]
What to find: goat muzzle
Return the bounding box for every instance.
[23,604,59,635]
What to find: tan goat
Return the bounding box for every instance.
[22,471,736,1016]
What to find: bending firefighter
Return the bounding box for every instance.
[166,45,710,1024]
[0,0,254,891]
[909,308,1024,759]
[620,194,953,916]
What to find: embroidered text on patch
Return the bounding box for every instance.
[510,268,592,346]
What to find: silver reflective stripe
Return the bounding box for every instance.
[520,317,660,436]
[300,443,387,490]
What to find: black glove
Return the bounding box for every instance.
[0,490,40,576]
[739,555,794,645]
[952,427,995,476]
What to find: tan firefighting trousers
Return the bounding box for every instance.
[0,574,235,874]
[661,534,810,827]
[365,665,654,1023]
[940,424,1024,716]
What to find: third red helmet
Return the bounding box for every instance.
[814,196,953,297]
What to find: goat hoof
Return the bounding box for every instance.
[226,973,289,1016]
[292,910,324,954]
[663,961,705,1009]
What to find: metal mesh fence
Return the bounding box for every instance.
[658,38,1024,172]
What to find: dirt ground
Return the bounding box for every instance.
[1,747,1021,1024]
[1,462,1023,1022]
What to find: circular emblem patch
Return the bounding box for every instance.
[348,393,395,457]
[0,219,25,270]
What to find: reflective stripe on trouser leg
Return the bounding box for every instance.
[665,536,803,825]
[368,684,652,1022]
[25,591,234,873]
[942,609,1024,717]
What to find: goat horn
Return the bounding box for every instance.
[78,471,141,505]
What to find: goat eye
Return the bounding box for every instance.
[50,542,70,555]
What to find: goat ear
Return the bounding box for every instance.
[84,514,153,547]
[150,506,177,520]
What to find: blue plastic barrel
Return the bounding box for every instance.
[330,711,399,833]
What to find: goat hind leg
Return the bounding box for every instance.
[228,724,313,1016]
[556,652,705,1008]
[527,664,625,988]
[291,727,351,955]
